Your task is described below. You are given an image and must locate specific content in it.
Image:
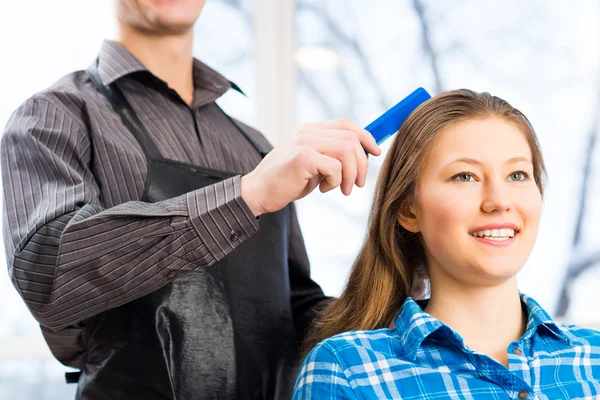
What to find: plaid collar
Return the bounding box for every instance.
[395,293,571,360]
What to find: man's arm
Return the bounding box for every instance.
[2,97,259,332]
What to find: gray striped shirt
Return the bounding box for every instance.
[1,40,316,367]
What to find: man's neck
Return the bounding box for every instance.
[424,277,526,367]
[117,25,195,106]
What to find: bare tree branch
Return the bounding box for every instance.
[296,2,390,111]
[412,0,443,93]
[555,21,600,315]
[556,131,600,317]
[569,250,600,277]
[572,137,598,247]
[297,70,336,117]
[556,249,600,317]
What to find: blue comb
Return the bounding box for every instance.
[365,87,431,145]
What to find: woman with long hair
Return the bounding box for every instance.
[293,89,600,399]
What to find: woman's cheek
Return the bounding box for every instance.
[420,188,472,240]
[517,187,543,226]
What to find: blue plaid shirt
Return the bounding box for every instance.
[293,294,600,399]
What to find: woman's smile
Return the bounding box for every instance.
[469,223,520,246]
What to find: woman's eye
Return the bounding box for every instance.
[509,171,529,181]
[453,172,474,182]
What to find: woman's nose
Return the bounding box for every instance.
[481,182,512,213]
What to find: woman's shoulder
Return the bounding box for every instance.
[306,327,409,367]
[321,327,398,348]
[556,322,600,345]
[520,293,600,347]
[296,329,406,399]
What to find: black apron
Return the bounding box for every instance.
[76,65,299,399]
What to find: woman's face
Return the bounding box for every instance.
[403,117,542,287]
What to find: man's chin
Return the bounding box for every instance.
[135,20,195,36]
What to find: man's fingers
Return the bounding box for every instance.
[307,150,342,193]
[299,119,381,156]
[300,129,368,188]
[297,135,357,195]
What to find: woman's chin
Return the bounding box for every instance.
[470,263,522,284]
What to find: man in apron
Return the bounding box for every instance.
[0,1,381,398]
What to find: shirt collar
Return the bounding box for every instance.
[95,40,244,107]
[395,297,446,360]
[520,293,572,345]
[96,40,146,85]
[395,293,571,360]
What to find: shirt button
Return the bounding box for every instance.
[513,348,522,356]
[166,271,179,279]
[518,390,528,399]
[230,231,240,241]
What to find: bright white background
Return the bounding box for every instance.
[1,1,599,398]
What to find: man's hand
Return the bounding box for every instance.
[241,118,381,217]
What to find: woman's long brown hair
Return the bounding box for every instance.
[302,89,547,358]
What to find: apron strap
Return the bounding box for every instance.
[87,57,270,163]
[215,103,269,158]
[86,60,163,159]
[87,59,269,160]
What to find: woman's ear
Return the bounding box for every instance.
[397,201,420,233]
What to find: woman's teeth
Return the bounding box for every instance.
[469,228,516,240]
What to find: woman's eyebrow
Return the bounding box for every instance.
[446,157,481,166]
[444,156,532,167]
[506,156,533,164]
